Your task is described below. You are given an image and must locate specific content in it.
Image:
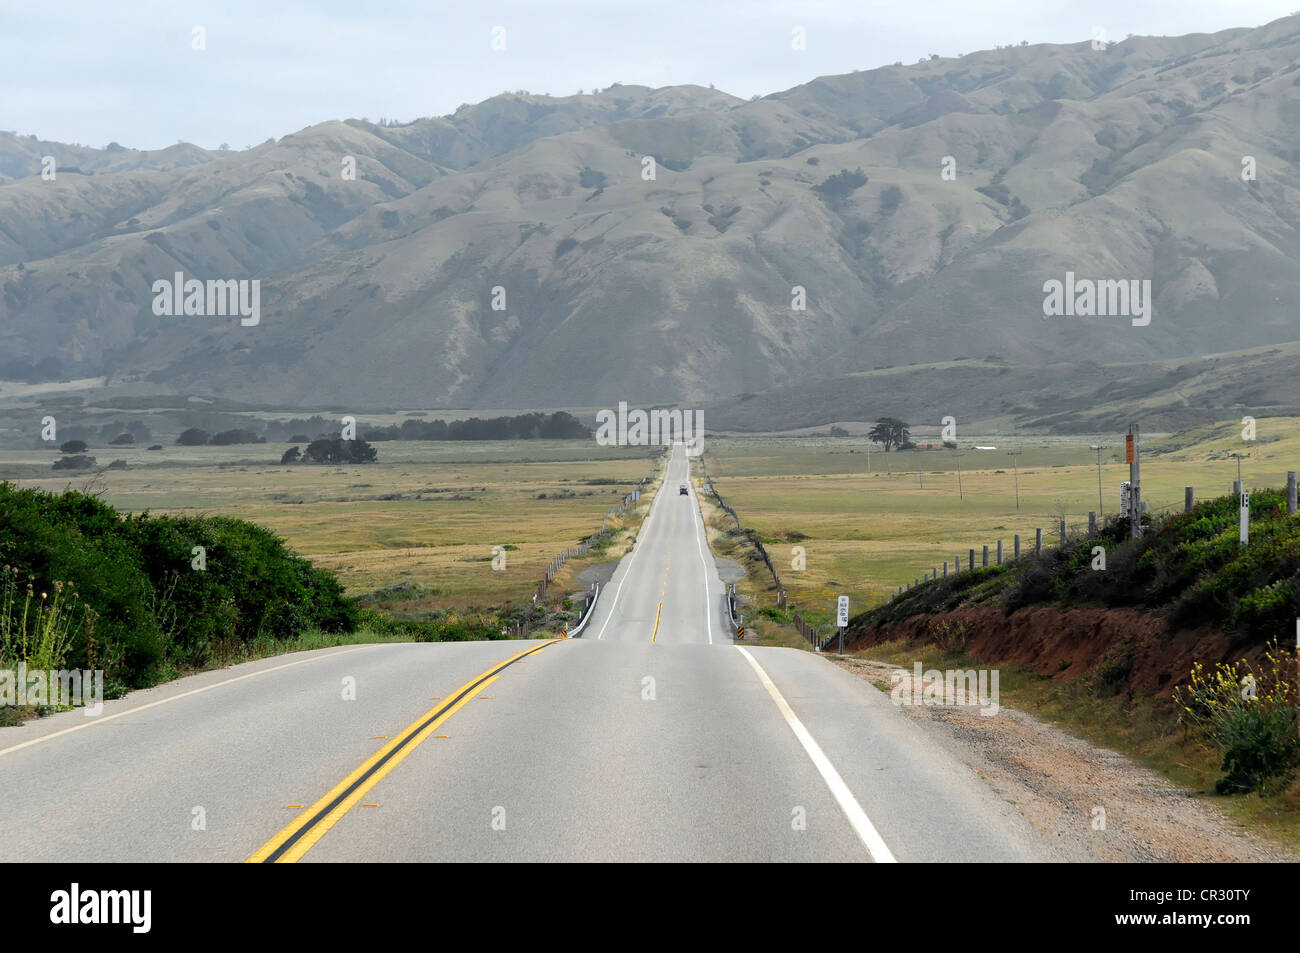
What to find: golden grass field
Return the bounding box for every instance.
[701,417,1300,633]
[3,415,1296,627]
[1,440,663,610]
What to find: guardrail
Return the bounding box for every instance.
[725,582,743,637]
[566,582,600,637]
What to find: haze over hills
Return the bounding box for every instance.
[2,15,1299,420]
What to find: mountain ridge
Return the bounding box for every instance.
[3,15,1299,411]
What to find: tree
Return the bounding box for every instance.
[109,433,135,445]
[280,447,301,465]
[52,455,95,470]
[59,440,88,454]
[812,167,868,207]
[177,428,210,446]
[303,438,378,465]
[868,418,910,452]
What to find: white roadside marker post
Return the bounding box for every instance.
[837,595,849,655]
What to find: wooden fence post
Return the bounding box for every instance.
[1014,534,1021,559]
[996,540,1003,565]
[982,545,989,568]
[1035,528,1042,554]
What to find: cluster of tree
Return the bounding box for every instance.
[263,415,337,443]
[364,412,590,442]
[281,438,378,465]
[812,167,869,206]
[177,427,266,446]
[52,455,95,470]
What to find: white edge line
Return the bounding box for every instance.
[734,645,898,863]
[687,455,714,645]
[0,645,369,759]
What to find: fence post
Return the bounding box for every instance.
[1185,487,1194,513]
[1059,520,1067,547]
[996,540,1003,565]
[969,548,976,571]
[943,562,948,578]
[982,545,989,568]
[1014,534,1021,559]
[1088,512,1097,536]
[1035,528,1042,554]
[1289,472,1297,516]
[1233,480,1242,496]
[956,555,962,572]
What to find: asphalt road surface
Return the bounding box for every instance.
[1,444,1060,862]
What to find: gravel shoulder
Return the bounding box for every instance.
[831,656,1295,862]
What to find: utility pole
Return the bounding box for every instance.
[1007,450,1023,511]
[955,453,964,501]
[1126,424,1141,539]
[1230,453,1246,493]
[1090,445,1108,518]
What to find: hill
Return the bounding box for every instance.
[2,17,1300,409]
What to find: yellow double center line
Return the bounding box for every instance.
[247,639,559,863]
[652,488,679,642]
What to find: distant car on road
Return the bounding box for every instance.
[679,483,689,495]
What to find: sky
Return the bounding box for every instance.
[2,0,1297,151]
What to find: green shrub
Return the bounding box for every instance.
[1175,644,1300,794]
[0,483,360,688]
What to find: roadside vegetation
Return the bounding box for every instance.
[864,486,1300,639]
[0,481,358,700]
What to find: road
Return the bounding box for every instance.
[1,444,1059,862]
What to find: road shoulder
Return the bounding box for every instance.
[830,655,1293,862]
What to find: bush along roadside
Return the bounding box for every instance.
[0,482,358,700]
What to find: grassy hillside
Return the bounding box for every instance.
[861,486,1300,640]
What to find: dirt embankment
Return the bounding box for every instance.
[848,605,1269,699]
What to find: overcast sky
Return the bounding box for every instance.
[3,1,1297,150]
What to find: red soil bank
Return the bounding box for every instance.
[846,606,1281,700]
